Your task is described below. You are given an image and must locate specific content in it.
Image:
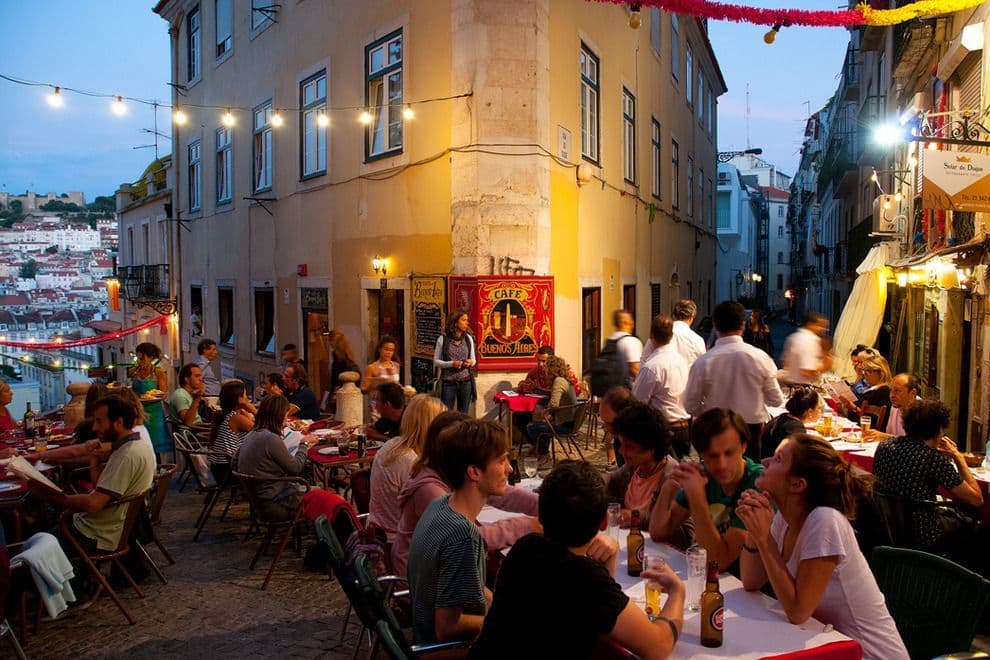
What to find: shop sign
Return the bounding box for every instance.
[922,150,990,212]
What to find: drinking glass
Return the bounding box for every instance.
[860,417,872,435]
[607,502,621,541]
[685,544,707,612]
[523,456,538,479]
[643,553,664,620]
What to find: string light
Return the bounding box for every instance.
[173,108,188,125]
[221,108,236,127]
[628,3,642,29]
[111,95,126,116]
[317,111,329,127]
[763,23,782,44]
[46,86,63,108]
[358,111,373,125]
[271,111,284,127]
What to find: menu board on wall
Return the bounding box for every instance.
[448,276,554,371]
[411,277,446,358]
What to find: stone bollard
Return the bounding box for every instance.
[335,371,363,428]
[64,381,90,430]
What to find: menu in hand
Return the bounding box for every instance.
[8,455,62,493]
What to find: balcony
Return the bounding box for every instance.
[858,0,890,51]
[117,264,171,301]
[839,49,861,103]
[893,19,936,81]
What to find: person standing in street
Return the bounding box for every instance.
[632,315,691,458]
[607,309,644,386]
[780,312,829,387]
[195,338,222,397]
[643,300,705,366]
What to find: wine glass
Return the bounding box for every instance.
[523,456,538,479]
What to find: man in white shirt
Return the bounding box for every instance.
[683,301,785,460]
[780,312,829,386]
[643,299,706,366]
[632,315,691,457]
[606,309,643,387]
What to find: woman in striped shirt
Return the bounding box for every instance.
[209,380,256,483]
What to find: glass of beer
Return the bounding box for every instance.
[643,554,664,620]
[860,416,872,436]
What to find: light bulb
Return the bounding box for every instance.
[317,112,329,127]
[883,200,891,210]
[927,141,938,151]
[870,171,878,183]
[908,155,918,168]
[173,108,188,125]
[894,192,903,202]
[81,363,89,371]
[222,109,236,127]
[764,25,780,44]
[403,105,414,120]
[629,7,641,29]
[47,86,64,108]
[111,96,126,116]
[359,111,373,125]
[271,112,284,127]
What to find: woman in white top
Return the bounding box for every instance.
[737,433,907,660]
[368,393,446,539]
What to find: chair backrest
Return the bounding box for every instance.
[861,403,888,431]
[373,619,411,660]
[874,491,945,549]
[173,427,204,452]
[571,400,592,432]
[872,545,990,660]
[111,491,153,555]
[351,552,406,636]
[148,463,177,525]
[232,471,306,523]
[350,468,371,515]
[314,517,383,630]
[174,433,216,489]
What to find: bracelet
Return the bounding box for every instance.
[742,544,760,553]
[654,615,679,644]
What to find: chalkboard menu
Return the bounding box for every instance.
[412,277,446,358]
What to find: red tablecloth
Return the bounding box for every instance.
[759,640,862,660]
[493,392,546,413]
[307,446,378,466]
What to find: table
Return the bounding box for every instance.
[0,460,59,541]
[493,391,547,453]
[306,444,377,490]
[478,496,859,660]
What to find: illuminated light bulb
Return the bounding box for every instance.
[927,141,938,151]
[403,105,414,120]
[896,272,908,287]
[894,192,903,202]
[908,155,918,168]
[222,109,236,127]
[271,112,284,127]
[47,86,64,108]
[142,328,149,335]
[111,95,126,116]
[883,200,891,210]
[81,363,89,370]
[53,360,61,367]
[173,108,188,125]
[870,171,878,183]
[21,356,28,362]
[359,111,373,125]
[317,112,329,127]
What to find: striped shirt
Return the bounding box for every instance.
[209,410,246,465]
[408,495,487,643]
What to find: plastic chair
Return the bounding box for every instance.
[173,427,210,492]
[872,545,990,660]
[59,491,150,625]
[873,491,974,550]
[544,400,592,463]
[233,471,309,590]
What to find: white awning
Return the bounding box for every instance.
[831,243,893,381]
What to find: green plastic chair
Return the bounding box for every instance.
[872,546,990,660]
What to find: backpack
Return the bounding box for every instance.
[590,337,628,397]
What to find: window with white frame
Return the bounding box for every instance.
[686,44,693,104]
[687,156,694,216]
[366,29,403,159]
[671,139,680,208]
[188,140,201,211]
[187,6,201,82]
[216,126,232,204]
[253,101,273,192]
[580,44,600,163]
[778,225,784,237]
[251,0,273,30]
[218,286,235,346]
[699,168,704,222]
[670,15,680,81]
[778,205,784,217]
[651,118,661,199]
[709,88,715,136]
[215,0,232,59]
[622,88,636,184]
[650,8,661,55]
[698,69,705,123]
[707,176,713,226]
[300,70,327,178]
[254,288,275,354]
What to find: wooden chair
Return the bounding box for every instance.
[544,400,592,463]
[59,491,150,625]
[0,544,28,658]
[134,463,177,584]
[873,490,975,552]
[349,468,372,515]
[232,472,310,590]
[860,403,888,433]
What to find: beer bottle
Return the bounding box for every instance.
[626,510,644,577]
[23,402,35,440]
[700,560,724,647]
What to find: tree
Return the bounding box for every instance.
[18,259,37,279]
[87,196,115,214]
[0,200,24,228]
[40,200,83,213]
[45,245,58,254]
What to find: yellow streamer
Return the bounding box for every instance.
[858,0,988,27]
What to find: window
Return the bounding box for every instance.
[778,251,784,264]
[254,288,275,354]
[685,44,693,104]
[687,156,694,217]
[671,139,680,208]
[650,8,661,55]
[623,285,636,332]
[651,118,661,199]
[218,286,235,346]
[650,283,662,318]
[253,101,273,192]
[580,44,600,163]
[778,225,784,237]
[300,71,327,178]
[581,287,601,371]
[127,227,134,264]
[142,224,150,264]
[187,6,201,82]
[698,168,704,222]
[777,274,784,290]
[190,286,203,337]
[365,29,403,159]
[670,15,680,81]
[215,0,232,59]
[709,88,715,137]
[697,69,705,123]
[188,140,201,211]
[778,205,784,217]
[622,88,636,184]
[707,177,713,226]
[216,126,232,204]
[251,0,273,30]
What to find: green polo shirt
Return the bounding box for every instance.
[675,457,764,534]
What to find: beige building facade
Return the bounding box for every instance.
[153,0,725,411]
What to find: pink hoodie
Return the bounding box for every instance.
[391,466,538,578]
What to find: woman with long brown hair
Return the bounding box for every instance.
[433,311,476,413]
[738,434,907,660]
[328,330,360,397]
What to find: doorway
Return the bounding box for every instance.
[300,287,330,401]
[367,288,406,374]
[582,287,601,375]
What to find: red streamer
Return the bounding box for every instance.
[591,0,865,27]
[0,315,169,350]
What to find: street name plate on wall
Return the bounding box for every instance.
[411,277,446,358]
[922,150,990,212]
[448,276,554,371]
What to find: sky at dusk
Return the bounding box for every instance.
[0,1,849,201]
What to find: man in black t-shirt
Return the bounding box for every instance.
[368,382,404,442]
[470,461,685,659]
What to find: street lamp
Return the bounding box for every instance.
[718,148,763,163]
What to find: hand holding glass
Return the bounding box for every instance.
[643,554,664,620]
[607,503,621,541]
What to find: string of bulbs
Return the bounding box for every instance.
[0,72,472,126]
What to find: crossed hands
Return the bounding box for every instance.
[668,460,708,501]
[736,489,775,543]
